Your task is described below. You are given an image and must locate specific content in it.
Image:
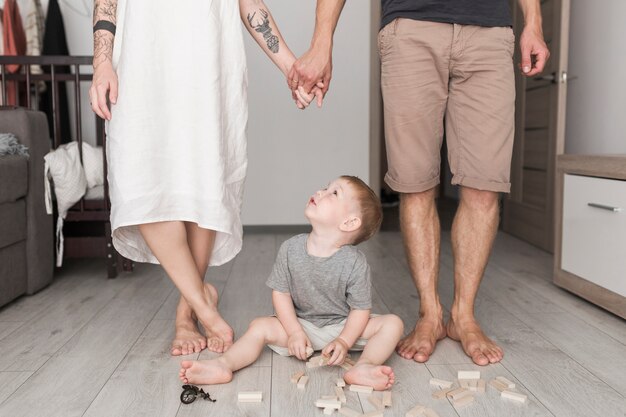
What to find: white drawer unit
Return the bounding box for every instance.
[561,174,626,297]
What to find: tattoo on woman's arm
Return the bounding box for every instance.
[93,0,117,66]
[247,9,279,53]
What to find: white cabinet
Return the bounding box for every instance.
[561,174,626,297]
[554,155,626,318]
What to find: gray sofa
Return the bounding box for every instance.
[0,107,54,308]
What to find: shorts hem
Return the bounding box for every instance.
[384,174,440,194]
[452,175,510,193]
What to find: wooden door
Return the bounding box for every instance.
[502,0,571,252]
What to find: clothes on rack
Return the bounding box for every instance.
[2,0,27,105]
[19,0,45,76]
[40,0,71,144]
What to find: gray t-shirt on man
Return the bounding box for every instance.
[266,234,372,327]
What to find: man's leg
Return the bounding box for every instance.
[179,317,288,385]
[446,187,503,365]
[396,188,447,362]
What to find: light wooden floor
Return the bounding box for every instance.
[0,232,624,417]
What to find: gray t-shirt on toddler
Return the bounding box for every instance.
[266,234,372,327]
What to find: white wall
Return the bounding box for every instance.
[242,0,377,225]
[565,0,626,154]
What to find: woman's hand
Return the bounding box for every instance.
[293,84,324,110]
[90,61,118,120]
[288,330,312,360]
[322,337,349,366]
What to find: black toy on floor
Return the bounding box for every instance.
[180,385,217,404]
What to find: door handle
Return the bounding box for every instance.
[532,71,571,84]
[588,202,623,212]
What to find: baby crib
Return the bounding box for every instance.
[0,55,132,278]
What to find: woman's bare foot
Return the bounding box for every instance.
[446,317,503,365]
[179,359,233,385]
[171,283,219,356]
[344,363,395,391]
[195,283,234,353]
[396,317,446,362]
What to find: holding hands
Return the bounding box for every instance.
[287,45,332,110]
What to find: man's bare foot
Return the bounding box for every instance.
[396,317,446,362]
[344,363,395,391]
[171,283,219,356]
[446,317,503,365]
[179,359,233,385]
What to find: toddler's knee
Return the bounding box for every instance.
[248,317,273,336]
[383,314,404,334]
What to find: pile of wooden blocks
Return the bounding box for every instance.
[312,379,392,417]
[489,375,528,403]
[405,371,528,415]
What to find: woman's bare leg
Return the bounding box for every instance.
[170,222,220,355]
[179,317,288,385]
[139,221,233,353]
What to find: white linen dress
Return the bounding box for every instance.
[106,0,248,266]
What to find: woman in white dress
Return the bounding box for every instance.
[90,0,320,355]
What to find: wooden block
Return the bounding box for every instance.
[238,391,262,402]
[343,357,356,366]
[447,387,471,400]
[306,346,315,358]
[467,379,478,392]
[368,395,384,410]
[382,391,392,407]
[452,394,474,409]
[422,408,440,417]
[432,387,454,400]
[323,407,334,415]
[297,375,309,390]
[457,370,481,380]
[315,399,342,409]
[340,362,353,371]
[307,355,324,368]
[362,411,384,417]
[502,390,527,403]
[290,371,305,384]
[405,404,425,417]
[489,379,508,392]
[335,386,347,404]
[338,407,361,417]
[349,384,373,394]
[336,378,346,387]
[458,379,471,389]
[496,376,516,389]
[322,395,338,400]
[429,377,453,389]
[476,379,486,393]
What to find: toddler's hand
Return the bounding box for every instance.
[288,330,312,361]
[322,337,349,366]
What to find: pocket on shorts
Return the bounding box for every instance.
[378,18,400,58]
[502,27,516,57]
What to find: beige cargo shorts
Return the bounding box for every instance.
[379,18,516,193]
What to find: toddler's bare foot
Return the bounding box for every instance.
[171,283,219,356]
[396,316,446,362]
[179,359,233,385]
[344,363,395,391]
[447,317,503,365]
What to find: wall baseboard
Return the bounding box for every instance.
[243,225,311,234]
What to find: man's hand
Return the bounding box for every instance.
[322,337,349,366]
[288,46,332,99]
[519,25,550,77]
[90,61,118,120]
[288,330,312,360]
